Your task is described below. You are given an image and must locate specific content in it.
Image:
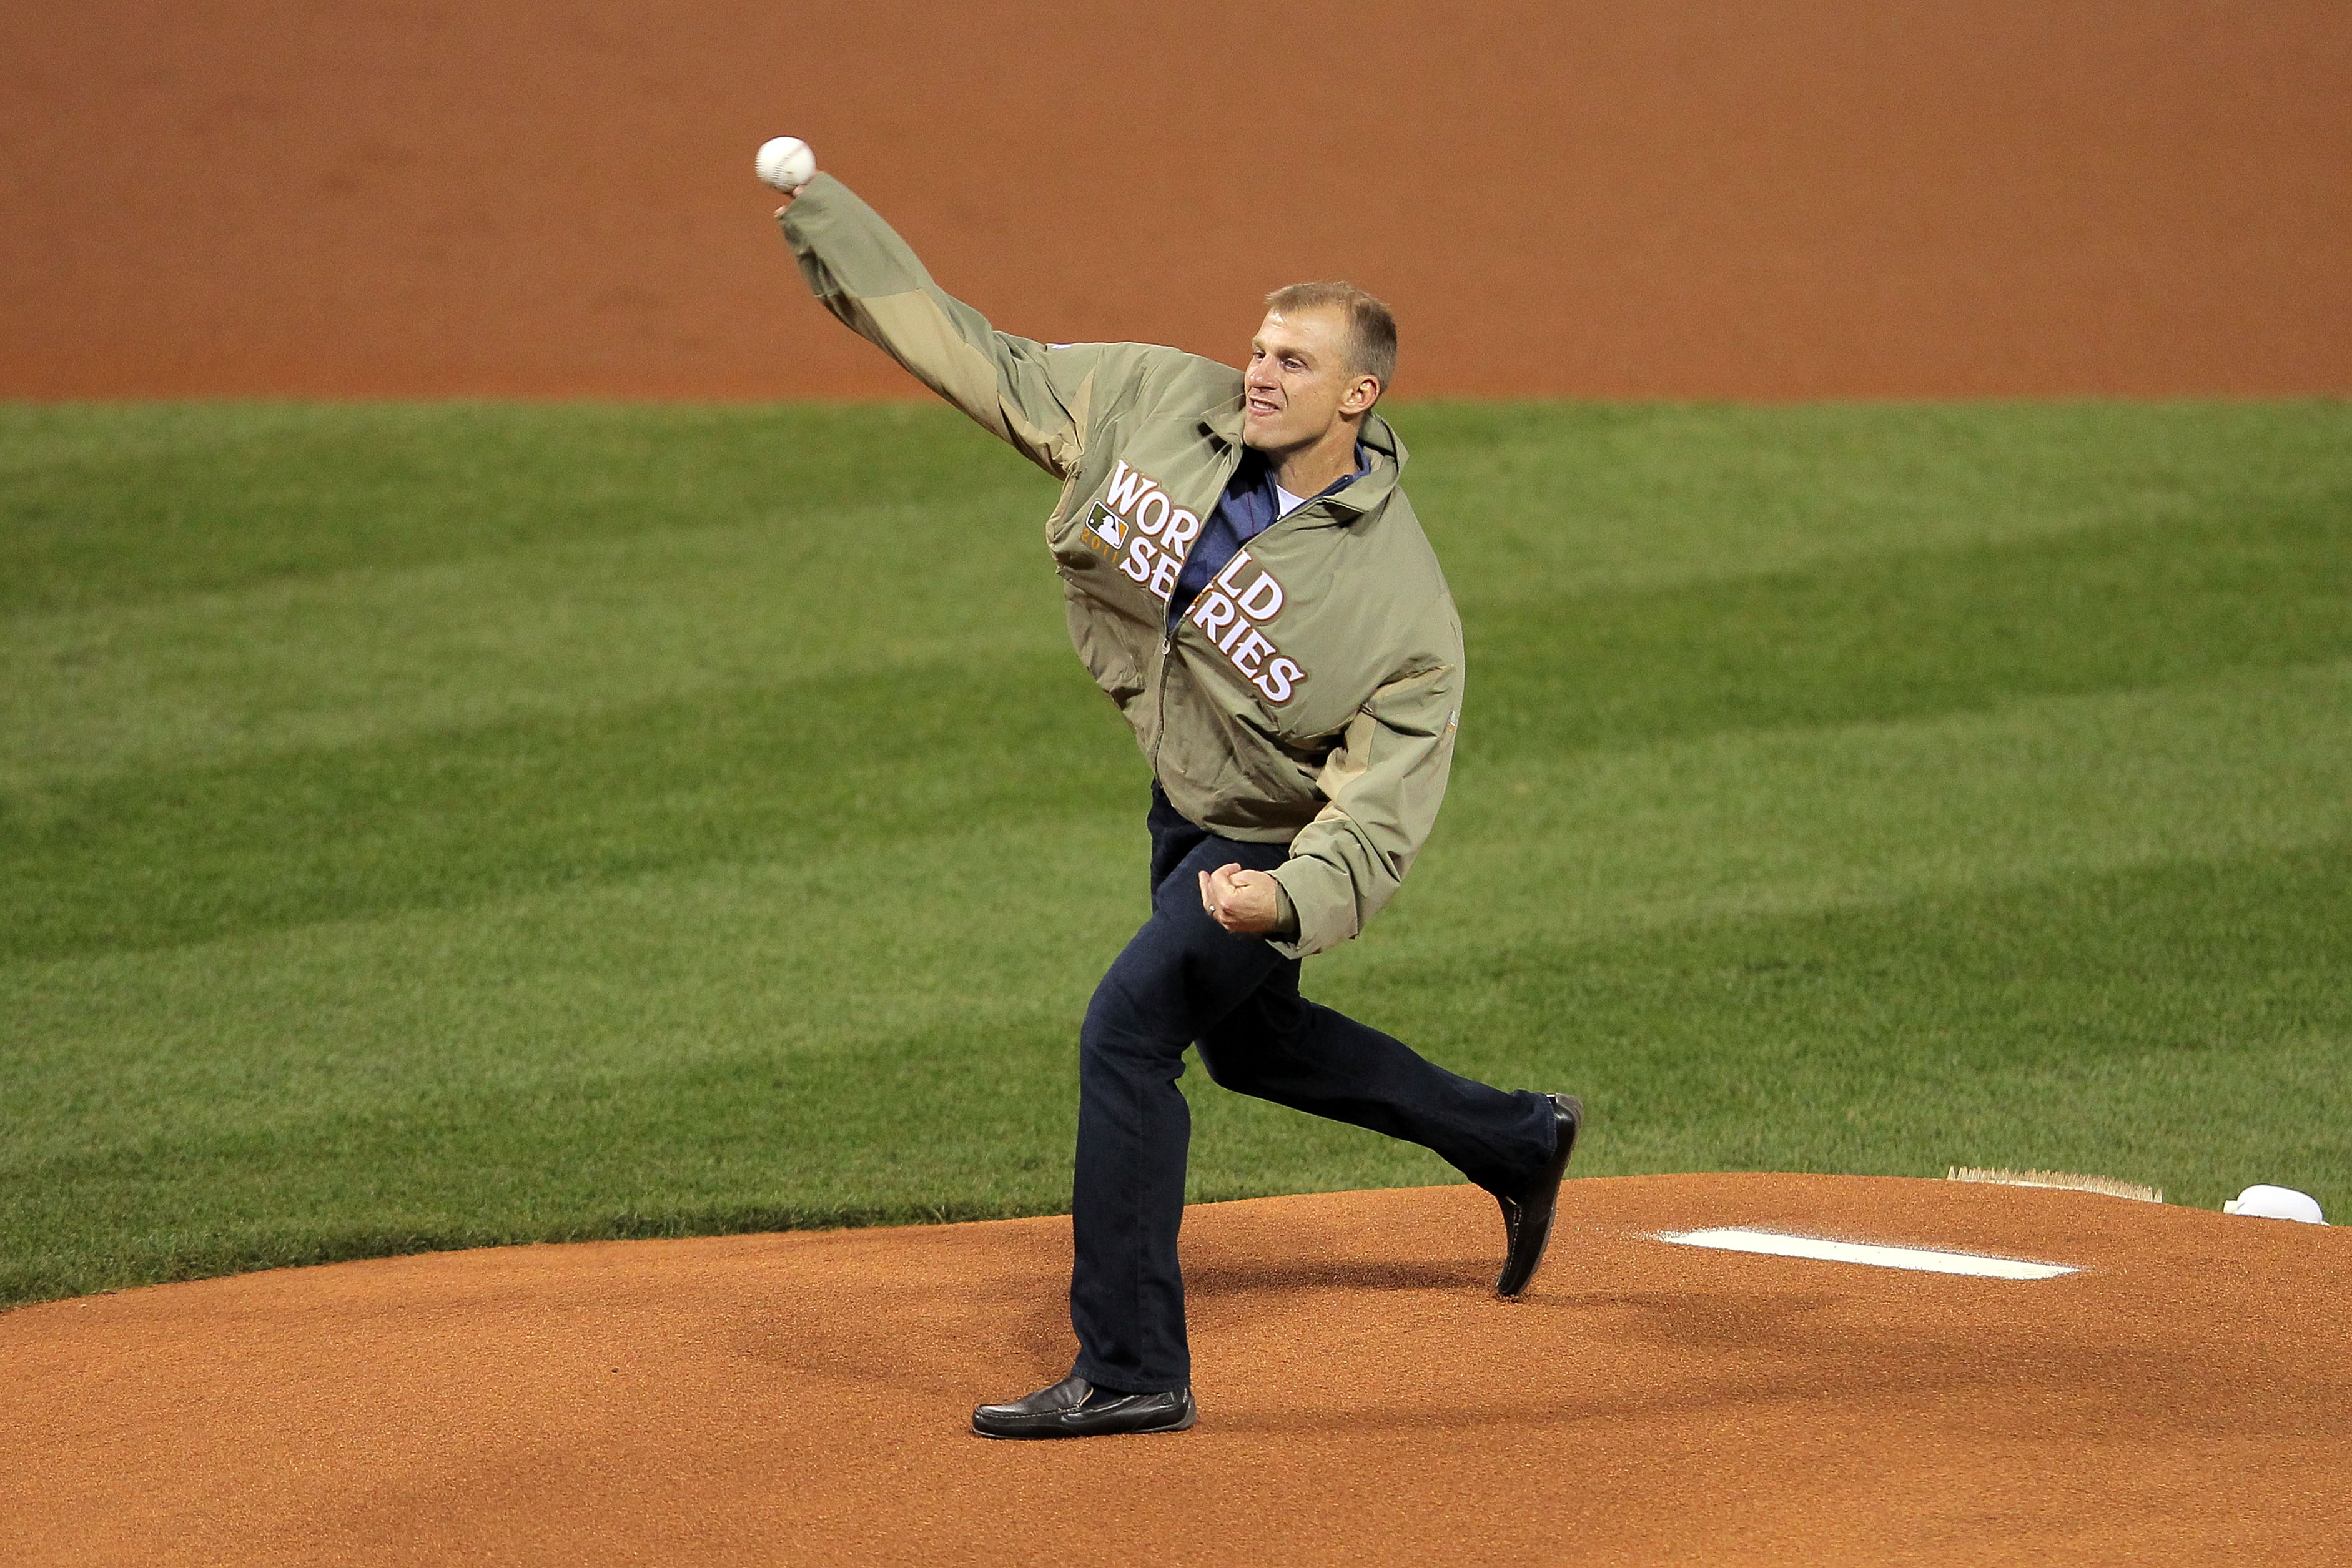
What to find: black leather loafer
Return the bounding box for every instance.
[1494,1093,1583,1297]
[971,1374,1197,1439]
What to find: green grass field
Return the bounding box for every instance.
[5,399,2348,1309]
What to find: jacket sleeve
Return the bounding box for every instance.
[1267,653,1463,959]
[779,174,1118,480]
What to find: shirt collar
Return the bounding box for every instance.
[1265,443,1370,505]
[1200,398,1406,518]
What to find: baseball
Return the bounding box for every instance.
[756,136,818,192]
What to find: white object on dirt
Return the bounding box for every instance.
[2221,1185,2325,1223]
[1659,1228,2078,1280]
[756,136,818,192]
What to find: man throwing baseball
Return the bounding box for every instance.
[769,154,1579,1440]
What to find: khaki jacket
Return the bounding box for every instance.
[781,176,1463,958]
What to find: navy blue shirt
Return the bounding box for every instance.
[1169,445,1370,624]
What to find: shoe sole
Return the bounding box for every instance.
[971,1401,1198,1440]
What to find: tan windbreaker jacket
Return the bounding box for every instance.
[780,176,1465,958]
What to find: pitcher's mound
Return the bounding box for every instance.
[6,1175,2342,1564]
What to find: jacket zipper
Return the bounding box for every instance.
[1149,619,1178,779]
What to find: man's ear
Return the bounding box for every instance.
[1342,373,1381,415]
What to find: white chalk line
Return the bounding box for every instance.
[1658,1227,2078,1280]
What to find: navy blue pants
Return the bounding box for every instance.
[1069,786,1559,1394]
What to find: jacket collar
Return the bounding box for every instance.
[1198,398,1408,521]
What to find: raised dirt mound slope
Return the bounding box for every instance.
[5,1175,2343,1564]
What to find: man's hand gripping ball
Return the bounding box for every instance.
[758,134,818,217]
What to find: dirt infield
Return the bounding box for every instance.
[7,1175,2345,1565]
[6,1,2348,399]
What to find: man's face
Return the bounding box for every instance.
[1242,306,1373,452]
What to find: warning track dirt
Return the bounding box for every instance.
[4,2,2348,399]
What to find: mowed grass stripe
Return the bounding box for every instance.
[1415,659,2352,952]
[5,652,1133,962]
[1,502,1069,789]
[1411,398,2352,600]
[0,402,1034,612]
[12,402,2348,614]
[1470,508,2351,754]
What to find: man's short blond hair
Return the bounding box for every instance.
[1264,281,1397,395]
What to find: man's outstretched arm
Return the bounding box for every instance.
[776,175,1130,480]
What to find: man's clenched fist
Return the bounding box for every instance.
[1199,862,1288,936]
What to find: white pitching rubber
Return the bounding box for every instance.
[1659,1228,2079,1279]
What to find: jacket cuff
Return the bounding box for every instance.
[776,172,839,237]
[1267,859,1353,959]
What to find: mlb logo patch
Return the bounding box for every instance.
[1082,501,1129,558]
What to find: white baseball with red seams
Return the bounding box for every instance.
[755,136,818,192]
